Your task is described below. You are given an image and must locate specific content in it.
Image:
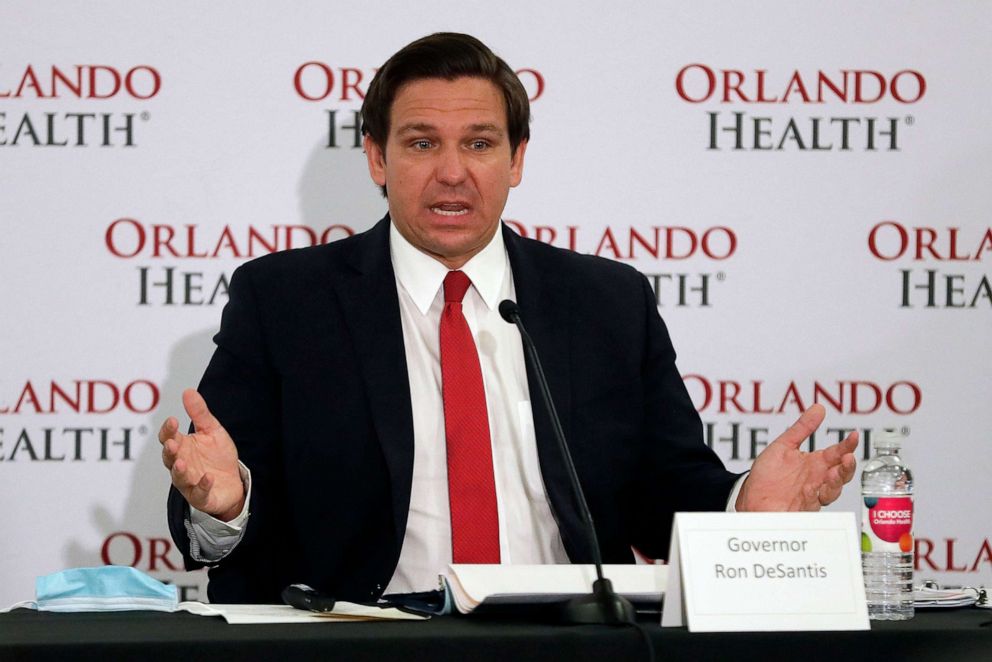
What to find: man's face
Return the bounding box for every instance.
[364,76,527,269]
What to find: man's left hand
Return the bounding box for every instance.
[736,403,858,511]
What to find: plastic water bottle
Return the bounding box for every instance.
[861,431,914,620]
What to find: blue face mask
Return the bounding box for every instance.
[35,566,178,612]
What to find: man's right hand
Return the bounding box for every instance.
[159,388,245,522]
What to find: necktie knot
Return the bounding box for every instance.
[443,270,471,304]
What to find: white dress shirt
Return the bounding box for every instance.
[384,222,568,593]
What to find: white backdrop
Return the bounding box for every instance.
[2,1,990,605]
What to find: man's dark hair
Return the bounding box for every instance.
[361,32,531,155]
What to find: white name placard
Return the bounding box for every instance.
[661,512,869,632]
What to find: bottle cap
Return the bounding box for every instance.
[874,429,904,449]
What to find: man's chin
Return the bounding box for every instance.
[419,236,492,268]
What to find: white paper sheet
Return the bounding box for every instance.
[177,601,427,623]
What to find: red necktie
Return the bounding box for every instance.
[440,270,500,563]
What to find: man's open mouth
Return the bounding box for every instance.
[430,203,471,216]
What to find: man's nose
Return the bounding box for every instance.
[435,146,468,185]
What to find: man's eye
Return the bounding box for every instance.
[469,140,490,150]
[412,139,432,150]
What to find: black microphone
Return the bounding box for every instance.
[499,299,635,625]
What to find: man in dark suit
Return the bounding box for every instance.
[160,33,857,604]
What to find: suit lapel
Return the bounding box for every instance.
[503,224,591,562]
[332,217,415,546]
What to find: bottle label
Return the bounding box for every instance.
[861,496,913,553]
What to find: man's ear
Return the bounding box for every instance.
[509,139,527,188]
[364,135,387,187]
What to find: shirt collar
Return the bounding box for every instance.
[389,221,507,315]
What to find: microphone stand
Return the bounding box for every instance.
[500,300,636,625]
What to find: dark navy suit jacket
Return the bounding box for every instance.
[168,217,739,604]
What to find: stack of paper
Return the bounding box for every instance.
[443,564,666,615]
[912,586,983,609]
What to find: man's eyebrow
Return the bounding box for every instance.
[396,122,437,135]
[468,123,504,135]
[394,122,505,136]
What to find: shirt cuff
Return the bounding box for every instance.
[725,473,749,513]
[185,461,252,563]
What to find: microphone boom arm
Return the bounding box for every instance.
[499,299,635,625]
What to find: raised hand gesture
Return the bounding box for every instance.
[736,404,858,511]
[159,388,245,521]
